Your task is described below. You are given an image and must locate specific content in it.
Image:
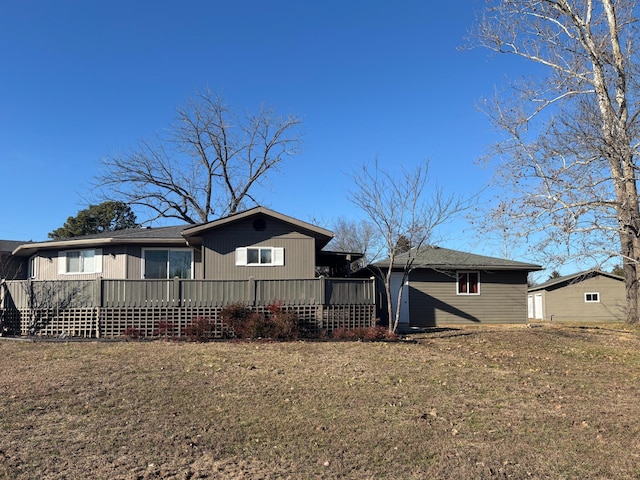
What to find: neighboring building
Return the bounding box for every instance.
[10,207,355,281]
[528,269,625,322]
[0,240,28,280]
[368,246,541,328]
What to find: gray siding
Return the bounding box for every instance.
[408,269,529,326]
[541,275,625,321]
[201,217,316,280]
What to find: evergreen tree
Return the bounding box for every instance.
[48,201,138,239]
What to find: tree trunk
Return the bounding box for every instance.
[620,233,639,324]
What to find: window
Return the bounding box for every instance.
[58,249,102,274]
[585,292,600,303]
[457,271,480,295]
[235,247,284,266]
[143,249,192,279]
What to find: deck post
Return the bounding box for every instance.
[173,277,181,307]
[320,277,326,305]
[249,277,256,307]
[95,278,103,308]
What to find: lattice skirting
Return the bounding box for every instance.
[0,305,375,338]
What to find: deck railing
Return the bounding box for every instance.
[2,277,375,310]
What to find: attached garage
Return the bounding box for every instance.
[370,246,541,328]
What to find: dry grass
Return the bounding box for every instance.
[2,323,640,479]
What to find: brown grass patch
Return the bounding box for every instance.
[2,323,640,479]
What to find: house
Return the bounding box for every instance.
[368,246,541,328]
[527,269,625,322]
[11,206,358,281]
[2,207,374,337]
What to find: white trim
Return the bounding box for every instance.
[58,252,67,275]
[94,249,103,274]
[235,247,247,266]
[29,255,37,279]
[273,247,285,266]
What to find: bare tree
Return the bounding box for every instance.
[328,217,378,269]
[97,90,302,224]
[350,158,469,333]
[472,0,640,324]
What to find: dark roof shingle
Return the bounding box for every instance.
[372,246,541,271]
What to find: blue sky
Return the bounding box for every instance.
[1,1,533,263]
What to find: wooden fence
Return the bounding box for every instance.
[0,278,376,338]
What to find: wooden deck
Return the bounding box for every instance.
[0,278,376,338]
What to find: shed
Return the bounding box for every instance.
[528,269,625,322]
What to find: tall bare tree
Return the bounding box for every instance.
[350,159,468,333]
[97,91,302,224]
[472,0,640,323]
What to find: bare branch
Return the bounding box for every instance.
[471,0,640,323]
[349,158,472,333]
[95,91,302,224]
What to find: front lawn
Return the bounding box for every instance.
[1,323,639,479]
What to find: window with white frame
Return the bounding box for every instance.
[457,271,480,295]
[143,249,193,279]
[235,247,284,266]
[585,292,600,303]
[58,249,102,274]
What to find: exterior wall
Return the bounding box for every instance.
[29,247,126,280]
[537,275,625,322]
[408,269,529,326]
[28,245,203,280]
[201,216,317,280]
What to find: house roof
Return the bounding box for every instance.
[0,240,29,253]
[182,206,334,247]
[11,225,190,256]
[11,207,334,256]
[371,245,542,271]
[528,269,623,292]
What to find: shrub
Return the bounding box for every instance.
[266,301,299,340]
[234,311,275,339]
[223,301,300,340]
[154,320,177,339]
[121,327,142,340]
[183,317,217,342]
[220,303,253,338]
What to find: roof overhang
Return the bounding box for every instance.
[12,237,189,257]
[371,262,543,272]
